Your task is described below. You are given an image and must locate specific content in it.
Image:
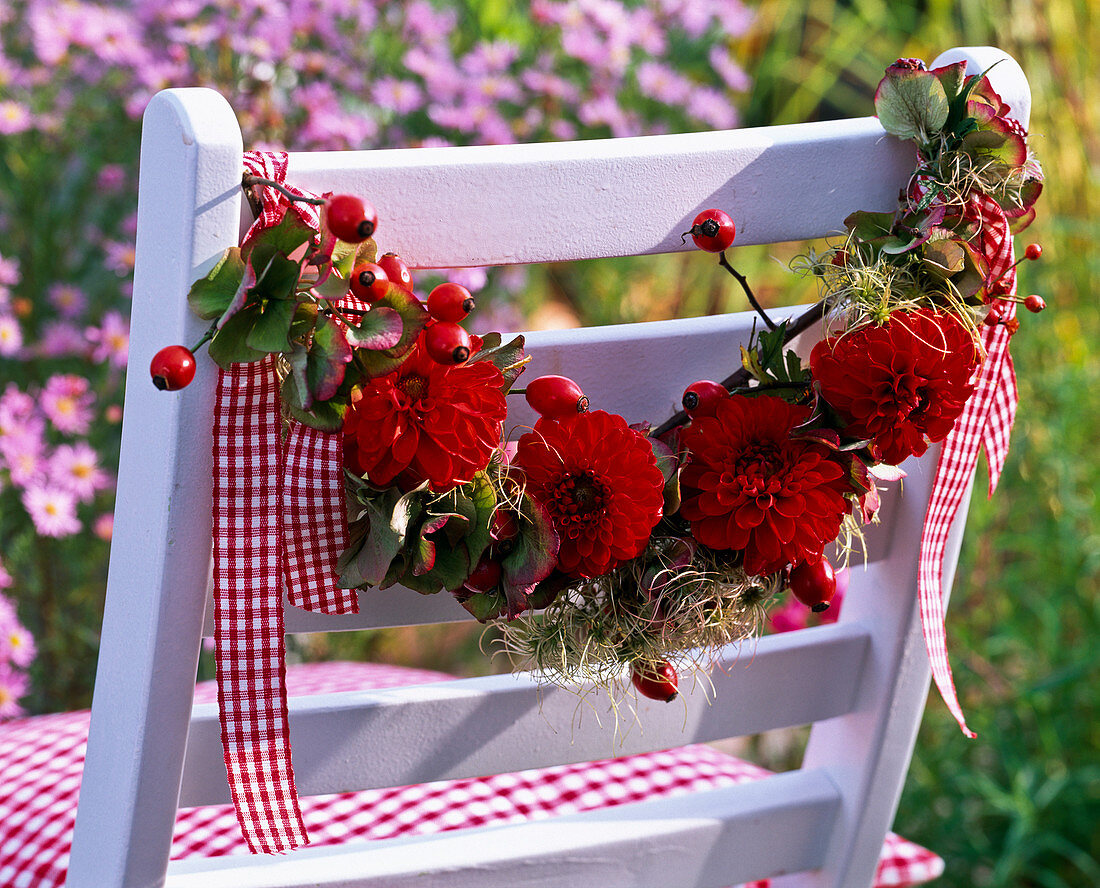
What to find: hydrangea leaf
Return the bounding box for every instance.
[344,305,403,350]
[307,311,353,402]
[207,303,267,368]
[454,589,508,622]
[353,285,431,378]
[248,212,315,259]
[188,247,246,320]
[874,68,950,140]
[500,492,559,619]
[244,295,298,354]
[336,485,415,590]
[471,335,529,390]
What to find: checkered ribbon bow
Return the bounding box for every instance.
[212,152,358,852]
[918,192,1019,738]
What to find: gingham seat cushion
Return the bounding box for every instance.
[0,661,943,888]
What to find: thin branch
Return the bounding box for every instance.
[718,252,777,330]
[242,174,327,206]
[651,298,827,438]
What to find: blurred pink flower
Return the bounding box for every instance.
[96,163,127,191]
[0,100,32,135]
[0,558,11,590]
[0,663,29,720]
[371,78,425,115]
[35,321,88,359]
[49,442,112,503]
[40,374,95,435]
[103,240,136,276]
[48,283,87,318]
[0,619,36,670]
[21,485,81,538]
[93,512,114,541]
[86,310,130,367]
[1,430,47,488]
[0,254,19,287]
[687,86,739,129]
[0,315,22,356]
[636,61,694,104]
[708,46,752,92]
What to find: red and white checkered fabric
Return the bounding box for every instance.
[0,662,944,888]
[242,151,322,248]
[918,193,1018,739]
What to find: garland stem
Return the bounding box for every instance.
[651,298,827,438]
[719,252,777,331]
[242,174,327,206]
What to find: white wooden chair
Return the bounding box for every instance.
[61,46,1029,888]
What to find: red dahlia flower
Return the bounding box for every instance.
[809,309,980,466]
[679,395,851,576]
[343,333,507,492]
[511,411,665,579]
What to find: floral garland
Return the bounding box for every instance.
[159,58,1043,706]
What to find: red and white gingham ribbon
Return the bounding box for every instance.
[918,193,1018,738]
[212,152,355,853]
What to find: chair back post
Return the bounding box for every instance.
[770,46,1032,888]
[66,89,243,888]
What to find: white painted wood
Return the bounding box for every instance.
[768,47,1031,888]
[285,118,915,268]
[166,770,840,888]
[69,45,1025,888]
[66,89,243,888]
[180,622,870,806]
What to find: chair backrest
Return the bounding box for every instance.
[67,46,1031,888]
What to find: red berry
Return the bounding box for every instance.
[631,660,679,702]
[464,554,502,593]
[325,194,377,243]
[682,380,728,418]
[150,345,197,391]
[349,262,389,302]
[1024,243,1042,261]
[1023,294,1046,313]
[427,282,476,322]
[687,208,736,253]
[378,252,413,289]
[524,375,589,419]
[424,321,471,365]
[789,556,837,613]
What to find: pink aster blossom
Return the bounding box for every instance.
[708,46,751,92]
[22,484,81,538]
[48,283,87,318]
[0,254,19,288]
[93,512,114,541]
[40,374,95,435]
[0,100,32,135]
[0,614,35,670]
[86,310,130,367]
[0,663,29,721]
[34,321,88,359]
[0,315,21,356]
[636,61,694,104]
[371,78,425,115]
[1,430,47,487]
[103,240,136,276]
[49,442,112,503]
[687,86,738,129]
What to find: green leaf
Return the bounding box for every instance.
[307,312,353,402]
[259,212,315,258]
[922,237,967,279]
[251,250,301,303]
[874,68,950,140]
[188,248,246,320]
[500,493,559,618]
[245,296,298,354]
[455,589,508,622]
[280,371,347,432]
[207,304,267,368]
[845,210,896,244]
[345,305,403,350]
[472,334,528,390]
[336,486,415,589]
